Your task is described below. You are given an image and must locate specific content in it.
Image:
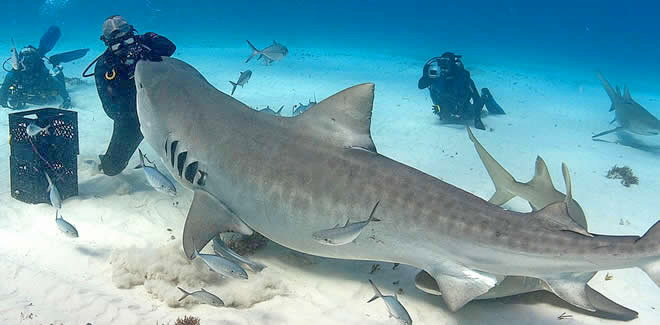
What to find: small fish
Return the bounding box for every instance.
[245,40,288,64]
[258,105,285,116]
[26,123,51,137]
[213,236,266,272]
[10,38,22,71]
[292,98,317,116]
[177,287,224,307]
[55,210,78,238]
[135,149,177,196]
[229,70,252,96]
[313,201,380,246]
[367,279,412,325]
[44,172,62,209]
[193,244,248,279]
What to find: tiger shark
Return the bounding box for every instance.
[134,57,660,314]
[593,73,660,139]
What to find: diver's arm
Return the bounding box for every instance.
[94,59,121,120]
[141,32,176,57]
[0,72,17,107]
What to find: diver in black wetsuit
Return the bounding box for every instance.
[85,15,176,176]
[418,52,505,130]
[0,26,87,110]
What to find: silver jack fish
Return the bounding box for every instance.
[245,40,288,64]
[367,279,412,325]
[44,172,61,209]
[312,201,381,246]
[177,287,224,306]
[26,123,51,137]
[55,210,78,238]
[135,149,177,196]
[193,245,248,280]
[229,70,252,96]
[213,236,266,272]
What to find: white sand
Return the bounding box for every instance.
[0,46,658,324]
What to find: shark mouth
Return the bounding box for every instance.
[164,136,207,187]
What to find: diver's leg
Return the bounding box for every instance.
[481,88,506,114]
[99,118,143,176]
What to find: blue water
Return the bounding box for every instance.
[3,0,659,93]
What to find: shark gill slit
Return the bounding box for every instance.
[177,151,188,177]
[170,140,179,167]
[184,161,198,183]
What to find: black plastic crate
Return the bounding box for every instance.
[8,107,79,204]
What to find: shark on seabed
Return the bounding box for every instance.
[134,57,659,318]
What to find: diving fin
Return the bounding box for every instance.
[182,190,253,259]
[49,49,90,66]
[38,26,61,56]
[481,88,506,114]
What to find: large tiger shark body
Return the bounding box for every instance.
[134,57,660,314]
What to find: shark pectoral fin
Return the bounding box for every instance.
[561,163,588,230]
[182,190,253,259]
[585,284,638,319]
[533,201,592,237]
[592,127,622,139]
[414,270,441,295]
[425,262,500,311]
[416,271,546,300]
[543,272,597,312]
[294,83,377,152]
[466,127,516,206]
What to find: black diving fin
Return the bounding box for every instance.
[49,49,90,66]
[38,26,61,56]
[481,88,506,115]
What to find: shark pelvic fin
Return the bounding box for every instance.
[295,83,377,152]
[466,127,516,205]
[533,201,592,237]
[425,261,500,311]
[543,272,597,311]
[182,190,253,259]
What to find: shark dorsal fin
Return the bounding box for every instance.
[615,85,622,96]
[623,85,632,100]
[527,156,554,191]
[534,201,592,237]
[295,83,376,151]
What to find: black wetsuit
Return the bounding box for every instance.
[426,69,484,126]
[0,62,70,109]
[94,32,175,176]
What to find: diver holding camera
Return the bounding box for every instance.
[418,52,505,130]
[83,15,176,176]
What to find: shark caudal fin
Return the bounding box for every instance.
[466,127,516,205]
[638,222,660,287]
[245,40,261,63]
[597,72,620,104]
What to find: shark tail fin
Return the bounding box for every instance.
[367,279,384,303]
[229,81,238,96]
[177,287,191,302]
[596,72,619,104]
[638,222,660,287]
[466,127,516,205]
[245,40,260,63]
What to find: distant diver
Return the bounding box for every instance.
[82,15,176,176]
[0,26,89,109]
[418,52,505,130]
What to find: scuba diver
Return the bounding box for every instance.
[0,26,89,110]
[418,52,506,130]
[82,15,176,176]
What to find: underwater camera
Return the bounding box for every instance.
[8,108,79,204]
[7,83,27,110]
